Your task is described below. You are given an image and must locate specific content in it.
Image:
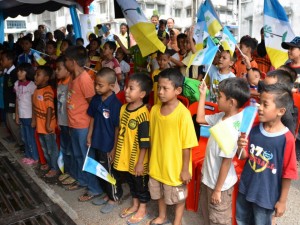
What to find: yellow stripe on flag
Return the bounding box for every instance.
[207,20,222,37]
[266,47,288,69]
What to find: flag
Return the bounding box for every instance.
[221,26,237,56]
[190,44,219,66]
[57,151,64,174]
[116,0,166,57]
[264,0,295,68]
[206,36,216,48]
[194,2,209,46]
[31,48,47,65]
[209,106,257,155]
[82,147,116,185]
[202,1,222,37]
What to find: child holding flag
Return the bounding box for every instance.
[236,83,297,225]
[196,78,250,225]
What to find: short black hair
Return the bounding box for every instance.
[17,63,35,81]
[218,77,250,108]
[90,38,101,46]
[158,68,184,88]
[104,41,117,52]
[22,36,32,44]
[46,40,57,48]
[56,55,66,63]
[177,33,187,42]
[1,50,15,61]
[96,67,116,85]
[37,65,53,78]
[76,37,84,43]
[129,73,153,97]
[240,35,258,52]
[64,46,88,67]
[260,83,293,111]
[278,65,297,83]
[159,19,167,26]
[62,39,73,47]
[157,49,171,58]
[266,69,294,89]
[251,67,261,77]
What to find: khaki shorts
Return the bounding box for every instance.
[199,183,233,225]
[148,177,188,205]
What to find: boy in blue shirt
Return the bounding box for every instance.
[87,67,123,212]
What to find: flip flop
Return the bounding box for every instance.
[126,213,149,225]
[58,173,70,182]
[78,192,100,202]
[149,218,171,225]
[120,207,137,218]
[65,182,85,191]
[62,176,76,185]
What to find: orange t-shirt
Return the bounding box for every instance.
[67,70,95,128]
[33,85,56,134]
[233,58,258,78]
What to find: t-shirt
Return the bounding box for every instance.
[149,102,198,186]
[239,124,298,210]
[129,45,148,72]
[233,58,258,78]
[14,80,36,118]
[202,112,239,191]
[87,93,121,152]
[114,104,150,175]
[67,70,95,129]
[57,76,71,126]
[151,69,161,105]
[33,85,56,134]
[17,50,34,65]
[3,66,17,113]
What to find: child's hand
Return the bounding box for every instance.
[275,200,286,217]
[242,55,251,69]
[107,150,115,164]
[237,134,248,151]
[113,35,119,42]
[189,26,195,37]
[134,162,144,176]
[180,170,191,184]
[15,114,20,125]
[198,81,207,96]
[87,136,91,147]
[211,190,221,205]
[46,126,53,133]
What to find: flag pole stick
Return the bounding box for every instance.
[84,66,97,73]
[82,145,91,170]
[202,43,221,81]
[235,44,245,57]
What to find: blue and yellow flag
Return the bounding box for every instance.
[202,0,222,37]
[264,0,295,68]
[31,49,46,65]
[221,26,237,56]
[116,0,166,57]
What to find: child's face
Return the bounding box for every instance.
[103,44,113,57]
[157,78,181,103]
[22,40,32,52]
[258,92,284,123]
[55,62,69,80]
[218,51,233,70]
[60,41,69,53]
[240,43,250,55]
[0,55,12,69]
[116,49,124,61]
[90,40,99,51]
[185,38,191,51]
[159,24,166,31]
[247,70,260,86]
[64,57,75,73]
[125,80,145,103]
[34,69,48,87]
[157,54,170,70]
[216,91,231,112]
[17,69,27,82]
[95,76,113,96]
[46,44,56,55]
[177,38,186,50]
[288,47,300,61]
[76,40,84,46]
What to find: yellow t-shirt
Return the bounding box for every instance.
[114,104,150,175]
[151,69,161,105]
[149,102,198,186]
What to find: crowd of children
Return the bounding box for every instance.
[0,18,299,225]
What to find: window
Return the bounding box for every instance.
[186,8,192,17]
[99,2,106,14]
[157,5,165,15]
[146,3,154,9]
[175,9,181,17]
[6,20,26,29]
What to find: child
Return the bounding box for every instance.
[236,83,298,225]
[148,68,198,225]
[15,63,38,165]
[64,46,104,200]
[87,68,123,213]
[102,41,121,93]
[247,67,261,105]
[55,56,74,184]
[196,77,250,225]
[2,50,24,149]
[17,36,34,65]
[45,40,57,70]
[76,38,84,47]
[60,39,73,55]
[281,36,300,78]
[115,47,130,90]
[114,73,153,223]
[234,35,258,78]
[32,66,59,177]
[88,38,101,70]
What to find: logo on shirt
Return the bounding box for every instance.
[128,119,137,130]
[37,95,43,101]
[103,109,110,119]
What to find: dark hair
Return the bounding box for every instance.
[64,46,88,67]
[266,69,294,89]
[129,73,153,97]
[104,41,117,52]
[278,65,297,83]
[167,18,174,23]
[158,68,183,88]
[90,38,101,46]
[177,33,187,42]
[89,33,97,40]
[37,65,53,78]
[62,39,73,47]
[221,50,237,62]
[151,15,159,20]
[96,67,116,84]
[159,19,167,26]
[17,63,35,81]
[240,35,258,52]
[260,83,293,111]
[251,67,261,76]
[46,40,57,48]
[46,32,53,39]
[56,55,66,63]
[76,37,84,44]
[157,49,172,58]
[218,77,250,108]
[22,36,32,44]
[120,23,128,29]
[1,50,15,61]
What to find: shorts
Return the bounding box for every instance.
[148,177,187,205]
[199,183,233,225]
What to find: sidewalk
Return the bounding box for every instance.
[0,125,299,225]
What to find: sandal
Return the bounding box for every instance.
[58,173,70,182]
[126,214,149,225]
[65,182,85,191]
[78,192,101,202]
[45,170,58,178]
[62,176,76,185]
[149,218,171,225]
[120,207,137,218]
